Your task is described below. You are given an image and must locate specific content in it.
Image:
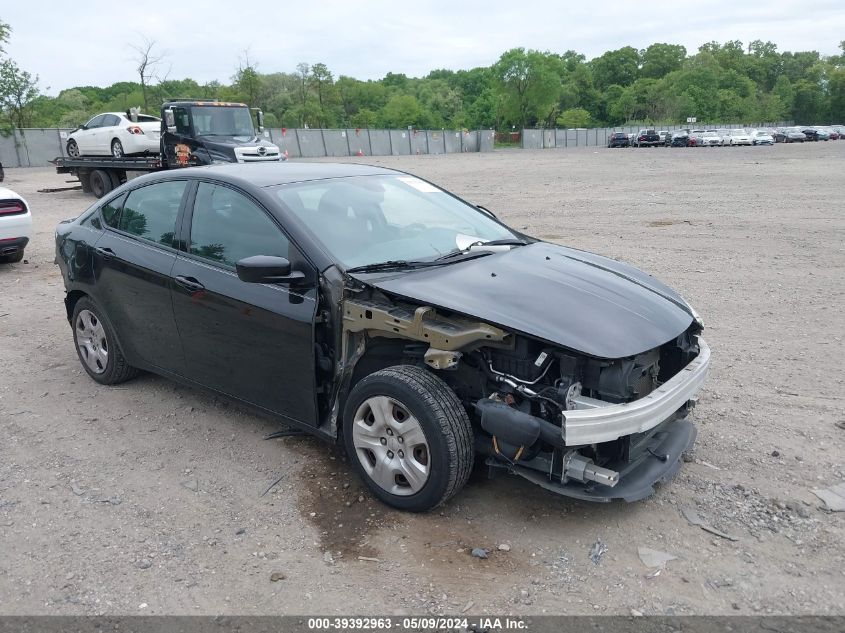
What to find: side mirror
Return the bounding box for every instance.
[163,109,176,133]
[236,255,305,284]
[256,110,265,133]
[78,124,87,131]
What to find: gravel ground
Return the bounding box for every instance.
[1,143,844,616]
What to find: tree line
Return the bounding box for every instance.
[2,20,844,132]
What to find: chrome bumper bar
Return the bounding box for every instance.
[562,338,710,445]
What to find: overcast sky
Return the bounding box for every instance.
[4,0,844,95]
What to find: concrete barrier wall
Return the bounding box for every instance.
[1,121,794,167]
[521,129,543,150]
[369,130,392,156]
[443,131,461,153]
[389,130,411,155]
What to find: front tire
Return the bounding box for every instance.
[67,139,80,157]
[72,297,139,385]
[343,366,474,512]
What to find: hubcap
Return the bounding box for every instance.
[75,309,108,374]
[352,395,430,496]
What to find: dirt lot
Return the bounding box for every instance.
[1,143,844,616]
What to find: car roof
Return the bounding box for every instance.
[137,162,402,188]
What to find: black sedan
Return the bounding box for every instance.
[666,131,691,147]
[607,132,629,148]
[55,163,709,511]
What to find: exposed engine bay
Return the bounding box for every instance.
[324,286,707,502]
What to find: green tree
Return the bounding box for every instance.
[378,94,430,128]
[0,58,40,129]
[309,63,339,127]
[556,107,591,128]
[493,48,561,129]
[640,43,686,79]
[0,19,10,54]
[591,46,640,89]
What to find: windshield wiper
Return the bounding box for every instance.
[434,238,529,262]
[346,260,436,274]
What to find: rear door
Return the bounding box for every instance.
[92,180,189,375]
[170,181,318,424]
[96,114,121,153]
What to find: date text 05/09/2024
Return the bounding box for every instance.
[306,616,529,631]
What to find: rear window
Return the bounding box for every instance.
[136,115,161,123]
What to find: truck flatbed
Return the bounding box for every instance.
[52,155,162,173]
[51,155,162,198]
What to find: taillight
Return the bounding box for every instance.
[127,126,144,135]
[0,199,27,216]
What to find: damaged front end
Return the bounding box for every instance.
[472,328,709,502]
[326,279,708,503]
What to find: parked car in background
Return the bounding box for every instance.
[698,131,723,147]
[607,132,630,148]
[801,128,822,141]
[688,130,706,146]
[54,162,709,510]
[822,127,840,140]
[657,131,669,144]
[667,131,690,147]
[66,112,162,158]
[774,127,805,143]
[724,129,752,146]
[807,127,830,141]
[830,125,844,139]
[632,129,660,147]
[0,186,31,263]
[751,130,774,145]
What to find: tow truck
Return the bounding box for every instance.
[53,99,282,197]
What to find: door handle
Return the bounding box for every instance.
[95,246,115,260]
[174,275,205,293]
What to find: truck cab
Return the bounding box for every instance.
[160,100,282,167]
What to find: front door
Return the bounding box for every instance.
[161,106,198,168]
[170,181,318,424]
[92,180,189,375]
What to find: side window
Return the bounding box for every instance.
[99,193,126,229]
[118,181,186,247]
[102,114,120,127]
[173,107,191,134]
[85,115,105,129]
[190,183,288,267]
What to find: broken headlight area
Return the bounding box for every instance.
[467,329,706,502]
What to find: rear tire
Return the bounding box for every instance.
[343,365,474,512]
[89,169,114,198]
[111,139,124,158]
[71,297,139,385]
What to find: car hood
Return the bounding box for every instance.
[364,242,694,359]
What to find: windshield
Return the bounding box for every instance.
[273,175,518,269]
[190,106,255,137]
